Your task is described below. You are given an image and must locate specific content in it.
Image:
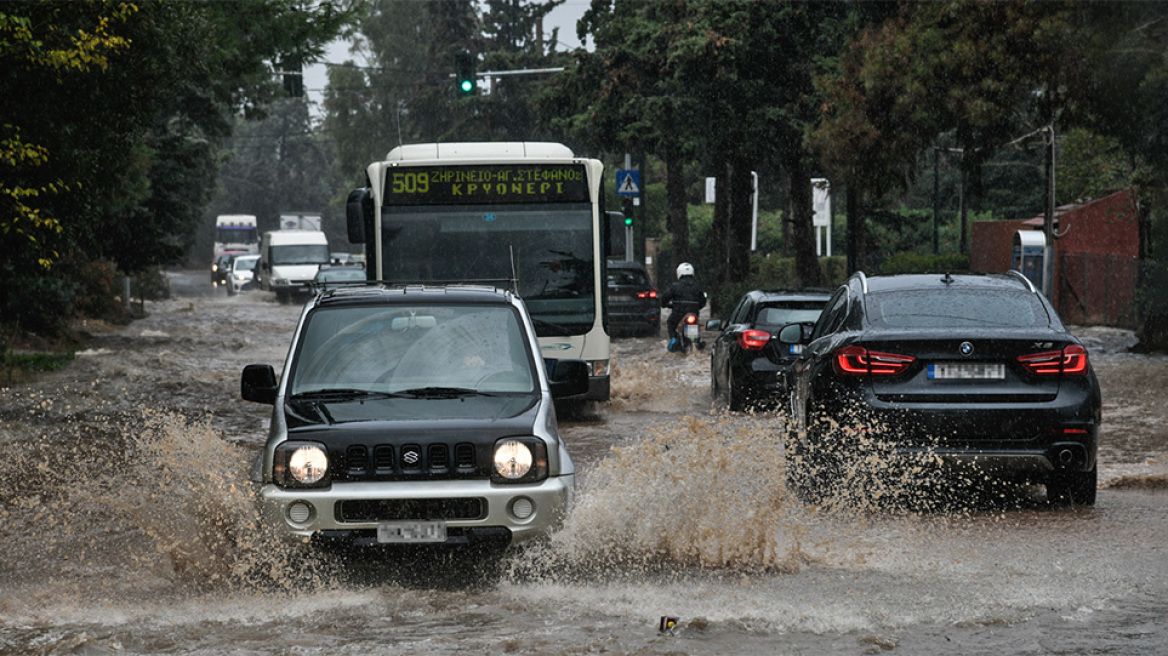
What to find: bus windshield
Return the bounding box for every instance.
[380,203,595,336]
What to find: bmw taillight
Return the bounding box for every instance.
[833,345,915,376]
[1017,344,1089,376]
[737,329,771,351]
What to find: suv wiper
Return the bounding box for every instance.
[289,388,399,401]
[394,386,499,398]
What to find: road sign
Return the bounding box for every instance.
[616,169,640,196]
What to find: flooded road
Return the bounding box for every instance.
[2,270,1167,655]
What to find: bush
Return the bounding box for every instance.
[878,251,970,274]
[707,255,848,317]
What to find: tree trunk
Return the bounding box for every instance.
[788,157,822,288]
[846,184,867,275]
[710,156,732,286]
[665,147,690,266]
[728,154,753,283]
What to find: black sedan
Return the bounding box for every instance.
[781,271,1101,506]
[707,289,830,411]
[605,260,660,336]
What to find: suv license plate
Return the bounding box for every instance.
[928,363,1005,380]
[377,520,447,543]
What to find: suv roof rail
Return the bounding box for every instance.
[315,278,520,298]
[1006,269,1038,293]
[850,271,869,294]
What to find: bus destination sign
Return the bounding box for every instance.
[384,164,589,205]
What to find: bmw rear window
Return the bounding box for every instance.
[865,289,1051,328]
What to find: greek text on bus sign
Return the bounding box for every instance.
[385,164,590,205]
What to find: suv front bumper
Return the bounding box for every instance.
[257,474,574,547]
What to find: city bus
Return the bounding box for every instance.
[345,142,610,401]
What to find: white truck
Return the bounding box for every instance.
[257,229,330,303]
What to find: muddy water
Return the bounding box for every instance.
[1,270,1166,655]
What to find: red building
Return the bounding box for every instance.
[969,189,1139,327]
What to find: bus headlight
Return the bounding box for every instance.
[492,438,548,484]
[273,442,330,487]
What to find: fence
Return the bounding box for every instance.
[1057,252,1139,328]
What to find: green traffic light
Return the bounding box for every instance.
[460,79,474,94]
[624,217,633,226]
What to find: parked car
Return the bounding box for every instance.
[227,254,260,295]
[781,271,1101,506]
[241,284,588,558]
[605,260,660,336]
[706,289,831,411]
[312,264,367,292]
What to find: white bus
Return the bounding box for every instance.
[213,214,259,255]
[345,142,610,401]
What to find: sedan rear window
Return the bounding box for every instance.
[865,289,1050,328]
[756,302,825,326]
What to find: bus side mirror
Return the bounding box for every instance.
[548,358,590,399]
[347,188,372,244]
[605,210,627,257]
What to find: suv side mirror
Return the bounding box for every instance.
[777,322,814,355]
[548,359,590,399]
[241,364,278,404]
[705,319,724,332]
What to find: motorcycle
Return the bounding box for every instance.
[668,306,706,353]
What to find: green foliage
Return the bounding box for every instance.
[708,255,848,318]
[879,252,970,275]
[1,0,349,337]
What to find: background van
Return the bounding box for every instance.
[257,230,330,303]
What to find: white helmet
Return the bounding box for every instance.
[676,262,694,279]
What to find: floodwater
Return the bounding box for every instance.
[1,270,1166,655]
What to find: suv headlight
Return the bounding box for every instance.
[492,438,548,484]
[273,441,330,488]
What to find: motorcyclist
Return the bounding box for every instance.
[660,262,706,351]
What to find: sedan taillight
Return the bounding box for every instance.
[737,329,771,351]
[833,345,915,376]
[1017,344,1089,376]
[636,290,658,299]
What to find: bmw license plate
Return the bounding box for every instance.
[928,362,1005,380]
[683,323,700,340]
[377,520,447,543]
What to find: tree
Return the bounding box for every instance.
[1,0,349,336]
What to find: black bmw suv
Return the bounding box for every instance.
[781,271,1101,506]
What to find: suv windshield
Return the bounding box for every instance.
[288,303,536,396]
[865,289,1051,328]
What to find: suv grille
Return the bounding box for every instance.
[337,498,486,522]
[332,441,484,481]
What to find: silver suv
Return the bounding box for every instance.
[241,284,587,553]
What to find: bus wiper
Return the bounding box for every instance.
[395,387,499,398]
[530,318,575,336]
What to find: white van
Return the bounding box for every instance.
[257,230,330,303]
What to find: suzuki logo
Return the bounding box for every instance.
[959,341,974,357]
[403,449,420,465]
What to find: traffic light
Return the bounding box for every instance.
[624,215,633,227]
[455,51,476,96]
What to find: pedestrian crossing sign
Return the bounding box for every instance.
[616,169,640,196]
